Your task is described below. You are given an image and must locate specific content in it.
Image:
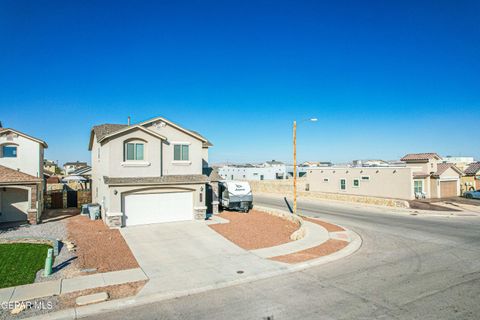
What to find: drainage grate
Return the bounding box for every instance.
[236,270,244,274]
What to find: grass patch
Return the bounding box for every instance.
[0,243,51,288]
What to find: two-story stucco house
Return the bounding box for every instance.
[401,153,463,198]
[88,116,219,228]
[0,128,47,224]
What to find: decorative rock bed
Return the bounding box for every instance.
[253,205,306,241]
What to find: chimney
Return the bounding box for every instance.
[127,116,131,126]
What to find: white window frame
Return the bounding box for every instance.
[172,142,191,163]
[414,180,423,193]
[124,141,145,161]
[353,178,360,188]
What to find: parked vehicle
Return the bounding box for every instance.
[220,181,253,212]
[464,189,480,199]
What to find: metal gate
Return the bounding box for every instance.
[67,191,78,208]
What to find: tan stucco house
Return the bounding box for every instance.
[306,152,463,201]
[462,162,480,193]
[401,153,463,198]
[88,116,219,228]
[0,128,47,224]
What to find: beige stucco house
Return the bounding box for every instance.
[401,153,463,199]
[0,128,47,224]
[306,153,463,201]
[461,162,480,193]
[88,116,219,228]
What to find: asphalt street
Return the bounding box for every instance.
[84,195,480,320]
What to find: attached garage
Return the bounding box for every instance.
[440,181,458,198]
[0,188,29,223]
[123,191,193,226]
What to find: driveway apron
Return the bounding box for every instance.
[120,221,286,296]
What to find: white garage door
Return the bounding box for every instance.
[0,188,29,223]
[124,192,193,226]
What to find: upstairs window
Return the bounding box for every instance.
[174,144,189,161]
[125,142,144,161]
[1,145,17,158]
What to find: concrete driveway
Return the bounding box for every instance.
[120,220,286,297]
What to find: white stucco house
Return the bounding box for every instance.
[0,128,47,224]
[88,116,219,228]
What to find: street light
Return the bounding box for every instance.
[293,118,317,215]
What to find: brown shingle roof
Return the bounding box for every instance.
[401,153,441,161]
[0,165,41,184]
[92,124,127,141]
[464,162,480,175]
[103,174,209,185]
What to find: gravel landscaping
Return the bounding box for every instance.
[209,210,298,250]
[270,239,348,263]
[67,215,139,273]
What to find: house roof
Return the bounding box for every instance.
[401,153,442,161]
[464,162,480,175]
[138,116,211,145]
[413,173,430,179]
[0,165,41,184]
[432,163,463,177]
[92,124,128,141]
[70,165,92,175]
[0,128,48,148]
[103,174,210,185]
[89,117,212,150]
[266,160,284,165]
[64,161,87,167]
[203,167,222,182]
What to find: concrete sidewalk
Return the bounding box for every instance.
[0,268,147,304]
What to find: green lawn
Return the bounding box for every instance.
[0,243,51,288]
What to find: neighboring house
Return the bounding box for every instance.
[300,161,333,167]
[462,162,480,193]
[442,156,475,171]
[352,159,389,167]
[263,160,284,168]
[44,159,62,174]
[307,166,416,200]
[63,161,88,175]
[88,116,217,228]
[218,163,286,180]
[0,128,47,224]
[401,153,463,198]
[306,152,463,200]
[69,165,92,178]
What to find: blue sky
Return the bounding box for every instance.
[1,0,479,166]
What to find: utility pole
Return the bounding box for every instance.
[293,120,297,214]
[292,118,317,215]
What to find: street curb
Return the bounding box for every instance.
[25,213,362,320]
